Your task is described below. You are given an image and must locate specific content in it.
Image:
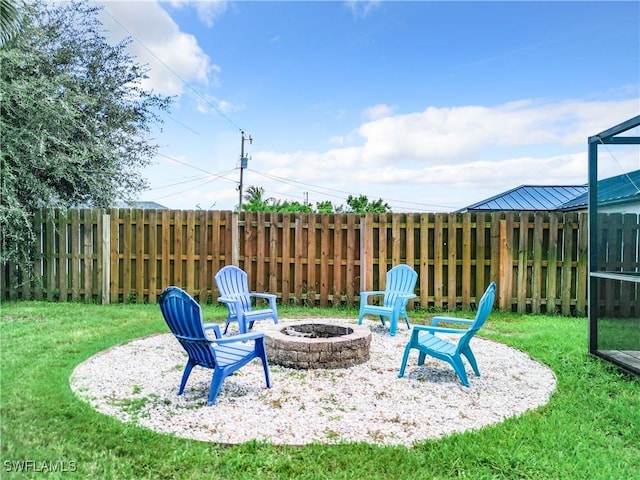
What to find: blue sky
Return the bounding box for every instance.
[99,1,640,211]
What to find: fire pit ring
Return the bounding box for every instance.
[263,321,371,369]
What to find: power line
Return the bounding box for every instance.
[102,6,243,133]
[249,169,344,199]
[152,176,223,201]
[596,136,640,193]
[102,7,251,210]
[102,7,456,212]
[157,153,237,183]
[149,169,237,191]
[248,168,457,210]
[165,114,200,135]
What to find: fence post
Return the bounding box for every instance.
[232,212,239,266]
[101,212,110,304]
[360,214,373,294]
[498,219,512,311]
[576,212,589,315]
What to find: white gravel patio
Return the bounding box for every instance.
[70,317,556,448]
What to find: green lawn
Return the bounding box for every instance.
[1,302,638,479]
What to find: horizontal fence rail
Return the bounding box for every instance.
[3,208,627,315]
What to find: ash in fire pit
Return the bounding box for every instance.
[283,324,352,339]
[264,322,371,369]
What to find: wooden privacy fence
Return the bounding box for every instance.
[1,208,601,314]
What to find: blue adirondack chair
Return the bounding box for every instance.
[398,282,496,387]
[158,286,272,405]
[358,264,418,336]
[215,265,279,334]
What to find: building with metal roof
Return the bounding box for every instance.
[459,169,640,214]
[559,169,640,213]
[458,185,587,212]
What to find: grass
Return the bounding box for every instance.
[1,302,639,479]
[596,317,640,350]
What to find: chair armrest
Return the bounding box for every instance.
[430,316,474,327]
[360,291,385,302]
[412,324,467,335]
[249,292,276,300]
[249,292,278,309]
[217,296,241,303]
[203,323,222,339]
[392,293,417,309]
[217,296,245,309]
[210,331,265,345]
[396,293,417,301]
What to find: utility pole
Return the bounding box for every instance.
[237,130,252,212]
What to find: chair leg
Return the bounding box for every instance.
[450,357,470,387]
[389,313,398,336]
[238,315,248,334]
[461,347,480,376]
[207,370,227,406]
[256,340,272,388]
[398,345,413,378]
[261,355,272,388]
[403,312,411,330]
[178,360,195,395]
[417,352,426,366]
[379,315,387,327]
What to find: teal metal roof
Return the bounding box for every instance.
[560,169,640,210]
[461,185,587,212]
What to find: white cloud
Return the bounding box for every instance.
[168,0,228,27]
[246,98,639,210]
[355,98,640,165]
[100,2,217,96]
[193,92,241,115]
[344,0,382,18]
[362,103,395,120]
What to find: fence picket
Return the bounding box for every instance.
[475,212,487,303]
[576,212,589,315]
[434,213,444,308]
[447,213,457,309]
[281,213,291,305]
[319,214,330,307]
[532,213,544,313]
[561,213,576,315]
[307,214,317,304]
[547,213,559,313]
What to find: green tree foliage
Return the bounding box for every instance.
[239,186,391,214]
[0,0,23,47]
[315,200,334,214]
[242,185,274,211]
[343,194,391,214]
[0,0,172,275]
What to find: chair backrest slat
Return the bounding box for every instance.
[383,265,418,308]
[215,266,253,314]
[159,287,217,368]
[457,282,496,352]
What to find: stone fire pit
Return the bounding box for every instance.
[263,321,371,369]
